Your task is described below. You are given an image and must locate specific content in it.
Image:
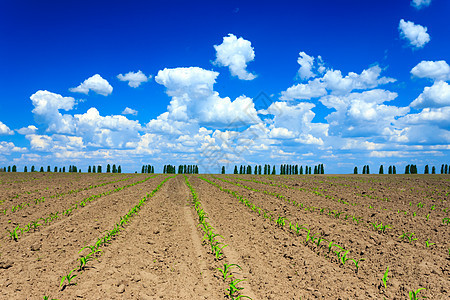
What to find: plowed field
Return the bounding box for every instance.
[0,173,448,299]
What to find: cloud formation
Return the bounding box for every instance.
[117,70,151,87]
[122,107,138,115]
[399,19,430,48]
[69,74,113,96]
[0,121,14,135]
[297,52,325,81]
[213,34,256,80]
[411,60,450,81]
[411,0,431,9]
[411,80,450,108]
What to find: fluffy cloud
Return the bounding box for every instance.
[155,67,260,127]
[122,107,138,115]
[117,70,151,87]
[410,81,450,108]
[411,0,431,9]
[399,19,430,48]
[280,79,327,101]
[0,141,26,154]
[69,74,113,96]
[17,125,38,135]
[411,60,450,81]
[297,52,325,80]
[400,107,450,129]
[280,65,395,100]
[0,121,13,135]
[213,34,256,80]
[30,90,76,134]
[322,89,409,137]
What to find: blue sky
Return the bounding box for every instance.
[0,0,449,173]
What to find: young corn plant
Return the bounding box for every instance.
[425,239,435,248]
[382,266,389,289]
[351,258,365,273]
[227,279,246,298]
[7,225,21,241]
[217,263,242,281]
[409,288,426,300]
[60,268,77,290]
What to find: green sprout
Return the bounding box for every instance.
[217,263,242,281]
[227,279,245,297]
[60,268,77,289]
[409,288,426,300]
[382,266,389,289]
[7,225,21,241]
[425,239,435,248]
[350,258,365,273]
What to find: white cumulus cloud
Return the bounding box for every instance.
[213,33,256,80]
[0,121,14,135]
[69,74,113,96]
[117,70,151,88]
[297,52,325,81]
[17,125,38,135]
[155,67,260,128]
[122,107,138,115]
[30,90,76,134]
[411,60,450,81]
[411,0,431,9]
[399,19,430,49]
[410,81,450,108]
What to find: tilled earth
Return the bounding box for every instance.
[0,173,448,299]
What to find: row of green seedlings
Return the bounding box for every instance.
[4,175,135,215]
[52,175,174,299]
[206,177,431,299]
[216,176,365,226]
[222,176,444,252]
[6,175,158,242]
[200,176,364,273]
[184,176,252,300]
[380,267,427,300]
[267,174,446,221]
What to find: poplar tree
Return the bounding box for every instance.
[24,166,27,172]
[222,166,225,174]
[379,165,384,174]
[118,166,121,173]
[47,166,50,172]
[40,167,44,172]
[31,165,35,172]
[405,165,410,174]
[272,165,276,175]
[234,166,238,174]
[388,166,392,174]
[424,165,429,174]
[432,166,436,174]
[354,166,358,174]
[107,164,111,173]
[112,164,117,173]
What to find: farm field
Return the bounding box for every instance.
[0,173,448,299]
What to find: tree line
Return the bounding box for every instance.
[0,164,122,173]
[224,164,325,175]
[354,164,449,174]
[163,164,199,174]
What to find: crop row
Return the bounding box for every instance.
[218,176,448,256]
[184,176,252,300]
[4,175,135,215]
[45,175,175,299]
[6,175,159,242]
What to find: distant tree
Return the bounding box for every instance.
[272,165,276,175]
[314,166,318,174]
[234,166,238,174]
[366,165,370,174]
[320,164,325,174]
[107,164,111,173]
[221,166,225,174]
[31,165,35,172]
[47,166,51,172]
[24,166,27,172]
[98,166,102,173]
[264,164,267,175]
[354,166,358,174]
[405,165,410,174]
[7,166,10,172]
[388,166,392,174]
[246,165,251,174]
[445,164,449,174]
[362,165,366,174]
[112,164,117,173]
[59,167,61,172]
[379,165,384,174]
[39,166,44,172]
[432,166,436,174]
[239,165,243,174]
[88,165,92,173]
[118,166,121,173]
[393,166,396,174]
[424,165,429,174]
[254,165,258,175]
[300,166,303,175]
[441,164,445,174]
[54,166,57,172]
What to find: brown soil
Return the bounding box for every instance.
[0,173,448,299]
